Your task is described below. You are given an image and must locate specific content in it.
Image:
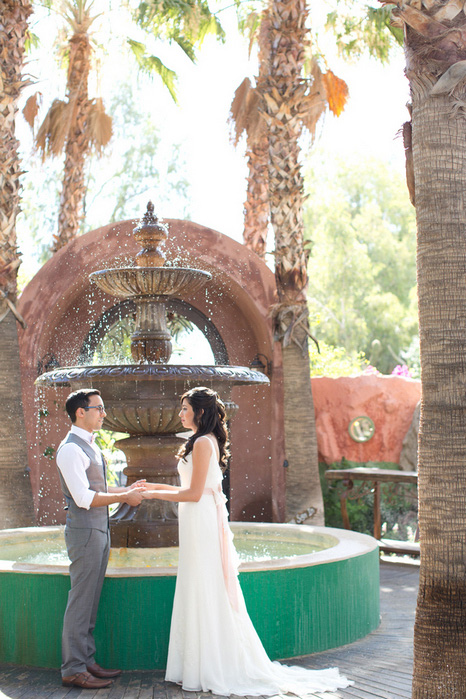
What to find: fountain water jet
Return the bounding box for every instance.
[36,203,269,547]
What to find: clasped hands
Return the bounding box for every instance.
[122,479,148,506]
[122,480,173,506]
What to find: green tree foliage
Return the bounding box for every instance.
[326,2,404,63]
[309,340,368,377]
[304,155,418,374]
[131,0,225,101]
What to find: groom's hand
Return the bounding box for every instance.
[124,486,145,506]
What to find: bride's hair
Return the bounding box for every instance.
[177,386,230,471]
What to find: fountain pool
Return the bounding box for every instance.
[0,524,379,669]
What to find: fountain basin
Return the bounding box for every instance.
[35,365,268,434]
[89,267,212,299]
[0,524,379,669]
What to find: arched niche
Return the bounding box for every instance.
[17,218,286,526]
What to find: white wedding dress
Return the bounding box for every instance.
[165,435,351,696]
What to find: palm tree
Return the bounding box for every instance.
[0,0,36,528]
[24,0,113,252]
[26,0,224,253]
[231,0,348,523]
[383,0,466,694]
[230,35,344,261]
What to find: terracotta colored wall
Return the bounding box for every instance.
[17,218,286,525]
[312,375,421,465]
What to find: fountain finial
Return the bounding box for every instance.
[133,201,168,267]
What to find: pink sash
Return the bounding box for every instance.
[204,485,240,612]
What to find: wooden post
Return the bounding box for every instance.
[373,481,381,540]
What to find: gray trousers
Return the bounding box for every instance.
[61,526,110,677]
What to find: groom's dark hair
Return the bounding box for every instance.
[66,389,101,423]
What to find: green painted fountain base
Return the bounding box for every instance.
[0,543,379,669]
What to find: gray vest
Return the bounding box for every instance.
[57,432,109,532]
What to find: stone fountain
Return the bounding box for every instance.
[3,207,380,670]
[36,203,269,547]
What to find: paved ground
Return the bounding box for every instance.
[0,561,419,699]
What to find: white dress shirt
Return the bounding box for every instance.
[57,425,104,510]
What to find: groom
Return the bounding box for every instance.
[56,388,145,689]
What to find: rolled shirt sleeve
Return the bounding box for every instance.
[57,442,97,510]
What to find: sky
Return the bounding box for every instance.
[18,1,412,263]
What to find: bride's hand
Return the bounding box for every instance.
[129,479,146,490]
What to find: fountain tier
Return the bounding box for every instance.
[35,364,266,434]
[89,267,211,299]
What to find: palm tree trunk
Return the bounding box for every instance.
[262,0,324,524]
[0,313,35,527]
[393,3,466,692]
[243,32,271,259]
[53,31,92,252]
[243,137,269,258]
[282,328,320,518]
[0,0,36,528]
[412,77,466,697]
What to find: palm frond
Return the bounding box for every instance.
[237,11,261,58]
[196,14,225,45]
[326,5,402,63]
[36,99,71,159]
[167,312,194,340]
[22,92,42,129]
[128,39,178,102]
[25,30,40,52]
[134,0,224,49]
[322,69,349,117]
[62,0,100,34]
[173,35,197,62]
[229,78,265,148]
[88,98,113,152]
[229,78,253,145]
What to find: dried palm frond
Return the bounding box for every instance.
[432,0,464,21]
[431,59,466,94]
[322,69,349,117]
[22,92,42,128]
[36,99,72,159]
[229,78,267,149]
[88,97,113,152]
[301,60,327,138]
[229,78,252,145]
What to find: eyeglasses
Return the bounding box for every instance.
[83,405,106,414]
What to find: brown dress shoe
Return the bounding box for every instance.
[62,671,113,688]
[87,662,122,678]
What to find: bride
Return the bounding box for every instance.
[142,386,351,696]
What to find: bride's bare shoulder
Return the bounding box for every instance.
[193,435,213,449]
[194,434,219,456]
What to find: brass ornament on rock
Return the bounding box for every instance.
[348,416,375,443]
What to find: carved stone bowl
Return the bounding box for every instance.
[90,267,211,299]
[35,364,269,436]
